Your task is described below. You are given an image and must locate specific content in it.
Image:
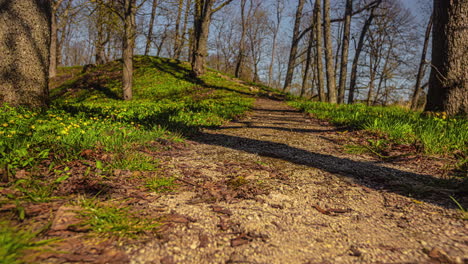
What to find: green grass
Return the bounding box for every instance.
[145,176,177,193]
[75,197,159,239]
[0,222,54,264]
[289,100,467,162]
[0,55,257,177]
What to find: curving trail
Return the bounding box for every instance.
[129,99,467,264]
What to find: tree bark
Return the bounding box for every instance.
[234,0,247,78]
[301,16,315,98]
[338,0,352,104]
[173,0,184,59]
[177,0,192,60]
[0,0,51,107]
[49,9,58,78]
[191,0,213,77]
[314,0,326,102]
[145,0,158,56]
[122,0,136,100]
[348,4,379,104]
[191,0,233,77]
[425,0,467,116]
[411,15,432,111]
[268,0,283,86]
[323,0,337,103]
[283,0,306,93]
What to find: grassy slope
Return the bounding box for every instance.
[0,56,270,263]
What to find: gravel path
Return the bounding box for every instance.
[129,99,467,264]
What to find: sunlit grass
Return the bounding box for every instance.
[289,100,467,160]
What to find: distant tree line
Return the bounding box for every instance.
[0,0,466,116]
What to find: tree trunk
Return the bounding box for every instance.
[283,0,306,93]
[95,6,108,65]
[338,0,352,104]
[191,0,234,77]
[0,0,51,107]
[314,0,326,102]
[191,0,213,77]
[425,0,467,116]
[234,0,247,78]
[173,0,184,59]
[374,40,393,105]
[348,5,378,104]
[323,0,337,103]
[177,0,192,60]
[145,0,158,56]
[268,1,283,87]
[411,15,433,111]
[301,17,315,97]
[122,0,136,100]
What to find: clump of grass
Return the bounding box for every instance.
[110,152,159,172]
[75,197,159,239]
[0,222,54,264]
[289,100,467,161]
[145,176,177,193]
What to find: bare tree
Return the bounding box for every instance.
[410,14,432,110]
[323,0,337,103]
[314,0,326,101]
[283,0,306,92]
[191,0,234,77]
[348,0,381,103]
[337,0,352,103]
[268,0,285,86]
[145,0,159,56]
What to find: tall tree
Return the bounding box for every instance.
[0,0,51,107]
[49,0,65,78]
[410,15,432,111]
[121,0,137,100]
[173,0,184,59]
[300,13,315,98]
[314,0,326,101]
[234,0,248,78]
[323,0,337,103]
[176,0,192,60]
[348,1,380,104]
[145,0,159,56]
[267,0,284,87]
[337,0,353,104]
[191,0,233,77]
[283,0,306,92]
[425,0,467,116]
[94,0,140,100]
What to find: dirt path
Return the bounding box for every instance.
[129,99,467,264]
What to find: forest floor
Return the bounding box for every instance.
[127,98,467,264]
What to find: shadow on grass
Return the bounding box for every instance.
[191,131,467,209]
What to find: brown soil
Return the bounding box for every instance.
[127,99,468,264]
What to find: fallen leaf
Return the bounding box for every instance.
[211,205,232,216]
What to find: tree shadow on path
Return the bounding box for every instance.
[192,131,467,209]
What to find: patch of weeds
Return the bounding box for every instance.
[0,221,56,264]
[13,178,58,203]
[75,197,159,239]
[145,176,177,193]
[227,176,249,189]
[111,152,158,171]
[449,196,468,220]
[344,144,368,155]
